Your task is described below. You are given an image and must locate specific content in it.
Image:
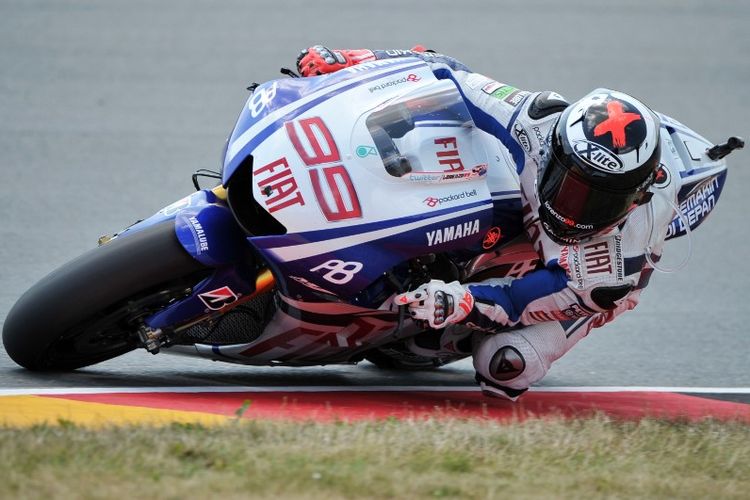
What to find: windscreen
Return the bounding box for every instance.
[365,80,481,177]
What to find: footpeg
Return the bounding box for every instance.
[137,324,164,354]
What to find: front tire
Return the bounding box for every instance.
[2,222,208,371]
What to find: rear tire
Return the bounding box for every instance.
[365,345,443,371]
[2,222,208,371]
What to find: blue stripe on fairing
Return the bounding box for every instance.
[251,199,493,248]
[227,62,426,168]
[468,266,569,323]
[414,122,466,128]
[431,69,527,175]
[679,166,724,178]
[491,190,521,198]
[664,124,711,143]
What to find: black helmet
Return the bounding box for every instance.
[538,89,661,244]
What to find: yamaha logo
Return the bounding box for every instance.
[483,227,502,249]
[573,140,623,172]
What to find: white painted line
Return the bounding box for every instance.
[0,386,749,396]
[0,386,478,396]
[530,386,750,394]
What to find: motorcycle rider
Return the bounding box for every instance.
[295,46,678,400]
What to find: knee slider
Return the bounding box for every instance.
[489,346,525,381]
[473,332,547,391]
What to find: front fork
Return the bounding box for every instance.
[115,185,276,352]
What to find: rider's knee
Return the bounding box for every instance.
[472,331,549,400]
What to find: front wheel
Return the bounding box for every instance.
[2,222,209,371]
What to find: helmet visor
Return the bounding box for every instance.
[539,145,650,241]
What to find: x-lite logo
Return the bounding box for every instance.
[573,140,623,171]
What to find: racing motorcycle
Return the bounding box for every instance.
[2,57,743,371]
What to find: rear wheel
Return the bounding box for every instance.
[365,344,444,371]
[2,222,209,371]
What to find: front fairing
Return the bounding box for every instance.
[658,113,729,240]
[221,60,509,301]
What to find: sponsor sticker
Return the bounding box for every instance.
[544,201,595,231]
[356,145,377,158]
[562,304,589,319]
[489,85,517,100]
[573,140,624,172]
[581,236,624,281]
[345,59,397,73]
[481,81,503,94]
[248,81,278,118]
[434,137,464,171]
[406,170,482,183]
[472,164,488,176]
[188,216,209,253]
[426,219,480,246]
[514,124,532,153]
[482,226,502,249]
[198,286,238,311]
[532,126,547,147]
[504,90,530,107]
[654,164,671,187]
[289,275,337,295]
[310,260,363,285]
[665,175,722,238]
[385,49,417,57]
[368,73,420,93]
[408,173,443,182]
[423,189,479,208]
[440,171,474,181]
[254,157,306,214]
[570,246,584,288]
[559,245,571,275]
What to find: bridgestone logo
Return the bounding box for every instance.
[573,140,623,172]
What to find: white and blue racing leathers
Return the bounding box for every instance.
[370,50,679,399]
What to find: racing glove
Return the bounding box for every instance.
[394,279,475,329]
[296,45,376,76]
[296,45,431,77]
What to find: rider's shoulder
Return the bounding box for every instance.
[526,91,569,120]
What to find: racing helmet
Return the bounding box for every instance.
[538,89,661,244]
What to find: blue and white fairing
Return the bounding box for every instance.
[222,59,519,301]
[658,113,729,240]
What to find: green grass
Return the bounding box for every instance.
[1,417,748,499]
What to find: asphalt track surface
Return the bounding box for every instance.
[1,1,748,401]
